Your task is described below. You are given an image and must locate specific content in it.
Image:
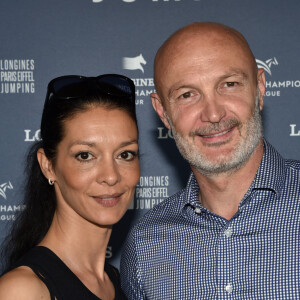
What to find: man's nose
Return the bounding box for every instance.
[200,93,226,123]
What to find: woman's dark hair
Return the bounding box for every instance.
[1,77,137,272]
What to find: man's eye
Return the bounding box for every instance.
[181,92,192,98]
[76,152,93,161]
[225,82,238,87]
[118,151,137,161]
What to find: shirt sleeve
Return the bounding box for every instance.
[120,228,145,300]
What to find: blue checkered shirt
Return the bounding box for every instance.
[120,140,300,299]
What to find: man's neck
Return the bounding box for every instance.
[192,141,264,220]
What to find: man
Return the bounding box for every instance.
[120,22,300,299]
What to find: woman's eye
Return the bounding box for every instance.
[76,152,93,161]
[118,151,137,161]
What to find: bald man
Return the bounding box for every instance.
[120,23,300,299]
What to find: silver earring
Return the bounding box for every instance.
[48,178,54,185]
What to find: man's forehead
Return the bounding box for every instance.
[157,36,253,78]
[158,22,247,50]
[154,23,256,94]
[158,30,247,65]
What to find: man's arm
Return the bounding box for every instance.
[120,229,145,299]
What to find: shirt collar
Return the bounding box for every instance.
[181,139,286,211]
[251,139,285,193]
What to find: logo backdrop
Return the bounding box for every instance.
[0,0,299,269]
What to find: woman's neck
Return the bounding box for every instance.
[39,210,112,279]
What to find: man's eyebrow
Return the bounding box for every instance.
[168,84,192,98]
[219,70,249,81]
[167,70,249,98]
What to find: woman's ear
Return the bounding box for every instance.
[37,148,56,183]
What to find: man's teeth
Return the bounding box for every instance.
[204,128,231,138]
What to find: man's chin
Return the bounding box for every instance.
[192,160,242,177]
[196,146,236,163]
[189,148,249,176]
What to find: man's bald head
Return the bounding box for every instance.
[153,22,258,98]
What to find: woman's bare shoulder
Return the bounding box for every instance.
[0,266,50,300]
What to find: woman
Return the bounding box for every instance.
[0,74,139,299]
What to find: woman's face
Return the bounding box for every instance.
[50,106,139,226]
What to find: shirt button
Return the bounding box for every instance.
[224,227,232,237]
[225,283,233,293]
[194,207,201,214]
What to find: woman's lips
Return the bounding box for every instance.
[92,193,123,207]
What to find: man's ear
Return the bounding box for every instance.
[151,93,171,129]
[257,68,266,111]
[37,148,56,183]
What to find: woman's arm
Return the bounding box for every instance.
[0,266,51,300]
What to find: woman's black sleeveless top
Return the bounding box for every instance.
[10,246,127,300]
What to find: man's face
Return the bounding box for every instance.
[152,31,265,176]
[166,92,262,176]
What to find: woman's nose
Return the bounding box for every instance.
[96,159,120,186]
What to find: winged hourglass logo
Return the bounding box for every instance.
[255,57,278,76]
[0,181,13,200]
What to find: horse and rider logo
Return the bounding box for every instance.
[255,57,278,76]
[122,54,147,73]
[0,181,13,200]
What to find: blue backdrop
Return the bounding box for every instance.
[0,0,299,269]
